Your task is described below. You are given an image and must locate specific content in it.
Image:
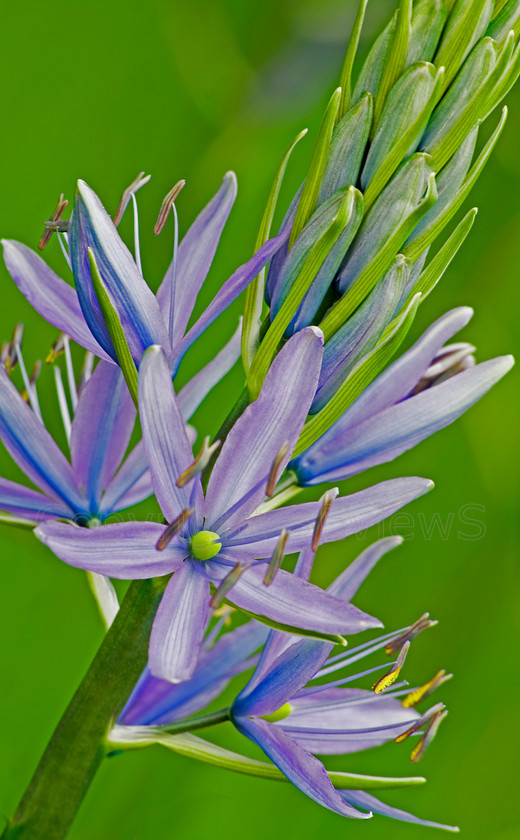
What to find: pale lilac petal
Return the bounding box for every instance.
[138,346,201,522]
[209,561,381,638]
[205,327,324,529]
[177,320,241,420]
[328,536,403,601]
[0,477,74,521]
[149,564,210,683]
[170,227,291,374]
[0,368,87,512]
[98,440,151,515]
[233,717,369,819]
[223,477,433,556]
[157,172,237,338]
[69,180,170,362]
[340,790,459,831]
[297,355,514,484]
[70,361,135,509]
[35,520,184,578]
[1,240,110,360]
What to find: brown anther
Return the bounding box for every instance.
[394,702,446,745]
[29,360,42,387]
[156,507,193,550]
[176,437,221,487]
[0,342,12,370]
[373,640,410,694]
[266,441,290,498]
[154,180,186,235]
[210,563,249,609]
[264,529,290,586]
[38,194,69,250]
[311,488,338,552]
[113,172,151,227]
[12,323,24,347]
[402,670,453,708]
[385,613,438,656]
[46,333,67,365]
[410,708,448,763]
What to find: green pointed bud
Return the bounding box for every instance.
[260,703,293,724]
[487,0,520,44]
[352,12,397,102]
[338,0,369,118]
[434,0,494,89]
[362,62,440,193]
[190,530,222,561]
[373,0,413,130]
[319,93,373,203]
[406,0,449,65]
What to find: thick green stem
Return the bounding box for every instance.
[2,579,163,840]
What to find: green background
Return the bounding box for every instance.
[0,1,518,838]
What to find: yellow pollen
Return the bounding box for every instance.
[402,670,446,708]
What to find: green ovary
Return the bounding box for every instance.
[190,530,222,561]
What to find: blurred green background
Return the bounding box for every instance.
[0,1,518,838]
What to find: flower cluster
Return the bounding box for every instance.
[0,0,517,835]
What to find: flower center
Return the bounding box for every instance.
[190,530,222,561]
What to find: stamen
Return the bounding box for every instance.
[1,342,13,370]
[266,441,290,497]
[13,332,42,420]
[131,193,143,275]
[62,335,78,410]
[312,488,338,552]
[156,507,193,550]
[264,529,289,585]
[394,702,446,744]
[54,367,72,439]
[21,360,42,404]
[57,231,72,269]
[168,200,179,339]
[402,670,453,708]
[385,613,437,655]
[38,194,69,250]
[373,640,410,694]
[210,562,249,609]
[410,708,448,763]
[113,172,151,227]
[46,333,67,364]
[176,437,221,487]
[154,180,185,236]
[78,351,95,393]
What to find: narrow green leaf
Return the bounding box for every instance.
[242,128,308,373]
[405,107,507,261]
[363,64,444,209]
[483,39,520,118]
[108,726,427,790]
[486,0,520,43]
[338,0,369,118]
[434,0,494,89]
[297,292,421,455]
[289,88,341,247]
[372,0,412,132]
[248,188,358,397]
[88,248,139,407]
[320,168,437,341]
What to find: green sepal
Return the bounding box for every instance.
[88,249,139,407]
[434,0,494,90]
[406,107,507,261]
[0,510,38,529]
[107,726,427,790]
[372,0,412,132]
[248,188,359,397]
[406,0,449,65]
[486,0,520,44]
[288,88,341,247]
[338,0,369,118]
[362,62,444,208]
[297,292,420,455]
[242,128,308,374]
[322,157,437,340]
[352,12,397,102]
[319,93,373,203]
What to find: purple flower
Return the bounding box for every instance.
[291,307,514,485]
[35,328,433,682]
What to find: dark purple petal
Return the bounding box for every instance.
[233,717,369,819]
[205,327,324,530]
[70,361,135,510]
[35,520,185,578]
[340,789,459,831]
[149,563,210,683]
[0,477,74,521]
[1,240,111,360]
[157,172,237,339]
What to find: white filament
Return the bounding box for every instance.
[131,193,142,275]
[14,344,42,420]
[62,335,78,410]
[54,366,72,440]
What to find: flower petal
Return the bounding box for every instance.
[98,440,151,515]
[69,180,170,362]
[232,717,369,819]
[0,477,74,521]
[35,520,184,578]
[206,327,324,530]
[339,789,459,831]
[149,564,210,683]
[138,346,201,522]
[70,361,135,509]
[0,368,87,512]
[177,320,241,420]
[156,172,237,339]
[1,240,110,360]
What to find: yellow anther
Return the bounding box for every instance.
[373,640,410,694]
[402,670,451,708]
